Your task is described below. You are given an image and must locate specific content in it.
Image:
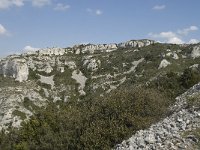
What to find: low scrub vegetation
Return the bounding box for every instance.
[0,87,170,150]
[1,67,200,149]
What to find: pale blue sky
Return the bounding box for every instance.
[0,0,200,57]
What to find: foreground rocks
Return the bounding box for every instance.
[115,83,200,150]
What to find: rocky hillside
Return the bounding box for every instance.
[0,39,156,130]
[1,39,200,149]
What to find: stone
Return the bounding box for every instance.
[144,134,156,144]
[172,53,179,59]
[191,46,200,58]
[158,59,171,69]
[71,70,87,95]
[58,67,65,73]
[65,61,76,69]
[83,58,101,72]
[39,75,54,89]
[136,137,145,148]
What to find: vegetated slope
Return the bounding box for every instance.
[0,40,200,149]
[116,83,200,150]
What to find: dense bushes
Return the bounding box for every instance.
[0,87,170,150]
[28,69,40,80]
[150,72,184,99]
[150,68,200,100]
[180,68,200,89]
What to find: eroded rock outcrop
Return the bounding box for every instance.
[0,82,47,130]
[0,58,29,82]
[191,45,200,59]
[158,59,171,69]
[83,56,101,72]
[39,47,67,56]
[81,44,118,53]
[71,39,155,54]
[118,39,155,48]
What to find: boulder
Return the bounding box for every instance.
[158,59,171,69]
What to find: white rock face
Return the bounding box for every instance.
[65,61,76,69]
[72,40,155,54]
[83,58,101,71]
[189,64,199,68]
[125,58,144,74]
[39,75,55,89]
[166,52,179,59]
[38,63,53,73]
[158,59,171,69]
[172,53,179,59]
[0,84,47,130]
[0,59,29,82]
[191,46,200,58]
[39,47,66,56]
[82,44,118,53]
[166,52,172,57]
[118,39,155,48]
[58,67,65,73]
[72,70,87,95]
[75,48,81,54]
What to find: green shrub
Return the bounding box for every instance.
[28,69,40,80]
[37,81,51,89]
[23,97,39,111]
[183,128,200,149]
[0,87,170,150]
[12,110,26,120]
[149,71,184,99]
[186,93,200,108]
[180,68,200,89]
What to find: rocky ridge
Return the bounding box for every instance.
[115,83,200,150]
[0,39,155,82]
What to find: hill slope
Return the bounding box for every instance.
[1,39,200,149]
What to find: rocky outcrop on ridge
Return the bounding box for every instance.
[0,39,155,82]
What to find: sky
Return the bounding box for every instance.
[0,0,200,57]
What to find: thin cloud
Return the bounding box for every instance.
[153,5,166,10]
[31,0,51,7]
[23,45,40,52]
[54,3,70,11]
[0,24,9,36]
[177,26,198,35]
[0,0,52,9]
[188,39,199,44]
[86,8,92,13]
[149,31,183,44]
[87,8,103,16]
[95,9,103,15]
[149,25,199,44]
[0,0,24,9]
